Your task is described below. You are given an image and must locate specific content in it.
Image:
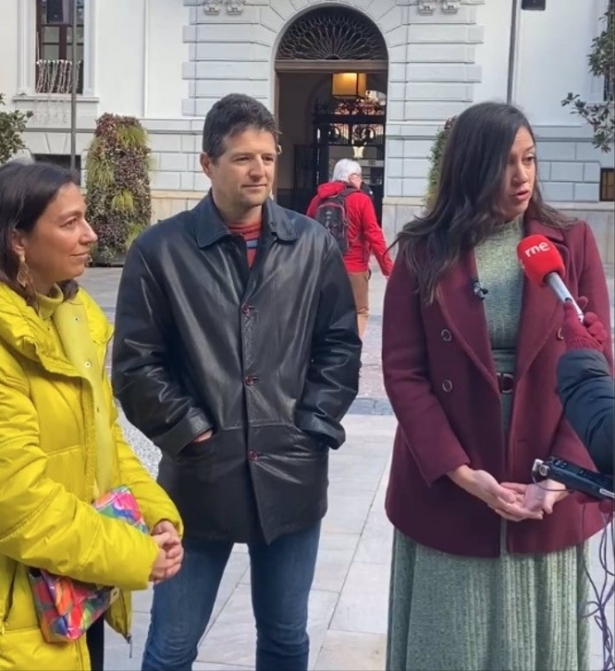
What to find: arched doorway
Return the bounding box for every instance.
[274,6,389,221]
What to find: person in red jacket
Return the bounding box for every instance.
[307,159,393,338]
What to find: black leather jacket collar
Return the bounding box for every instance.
[193,193,298,249]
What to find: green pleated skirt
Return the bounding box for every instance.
[386,527,590,671]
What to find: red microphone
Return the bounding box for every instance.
[516,234,584,322]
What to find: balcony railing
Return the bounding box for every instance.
[35,58,83,95]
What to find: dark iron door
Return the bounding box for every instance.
[309,97,387,223]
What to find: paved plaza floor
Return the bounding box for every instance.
[80,264,614,671]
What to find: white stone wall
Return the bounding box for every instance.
[0,0,189,167]
[384,1,484,201]
[176,0,490,217]
[536,132,612,204]
[0,0,612,261]
[145,120,203,193]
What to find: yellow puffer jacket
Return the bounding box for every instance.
[0,283,182,670]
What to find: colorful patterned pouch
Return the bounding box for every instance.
[28,485,148,643]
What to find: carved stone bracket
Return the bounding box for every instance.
[202,0,245,14]
[441,0,460,12]
[226,0,245,14]
[202,0,222,13]
[417,0,436,14]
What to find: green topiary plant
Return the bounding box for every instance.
[0,93,33,165]
[562,2,614,152]
[425,116,456,209]
[86,113,152,265]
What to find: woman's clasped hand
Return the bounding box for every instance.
[149,520,184,584]
[449,465,568,522]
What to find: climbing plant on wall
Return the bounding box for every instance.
[425,116,456,209]
[85,113,152,265]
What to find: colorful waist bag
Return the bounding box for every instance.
[28,485,148,643]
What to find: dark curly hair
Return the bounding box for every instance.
[202,93,279,160]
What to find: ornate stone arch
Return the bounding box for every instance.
[271,3,393,218]
[275,6,388,66]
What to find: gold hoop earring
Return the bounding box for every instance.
[16,254,30,290]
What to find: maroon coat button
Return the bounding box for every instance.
[442,379,453,393]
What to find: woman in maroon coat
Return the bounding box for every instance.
[382,102,612,671]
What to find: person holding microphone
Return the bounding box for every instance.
[557,300,613,477]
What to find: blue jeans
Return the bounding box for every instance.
[141,522,321,671]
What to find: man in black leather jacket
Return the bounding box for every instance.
[557,301,613,476]
[112,94,361,671]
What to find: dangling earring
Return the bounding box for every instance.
[16,253,30,289]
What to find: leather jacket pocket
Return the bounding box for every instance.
[293,427,328,454]
[178,432,220,460]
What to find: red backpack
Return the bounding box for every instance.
[313,188,355,255]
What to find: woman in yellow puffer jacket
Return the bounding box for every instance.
[0,161,184,670]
